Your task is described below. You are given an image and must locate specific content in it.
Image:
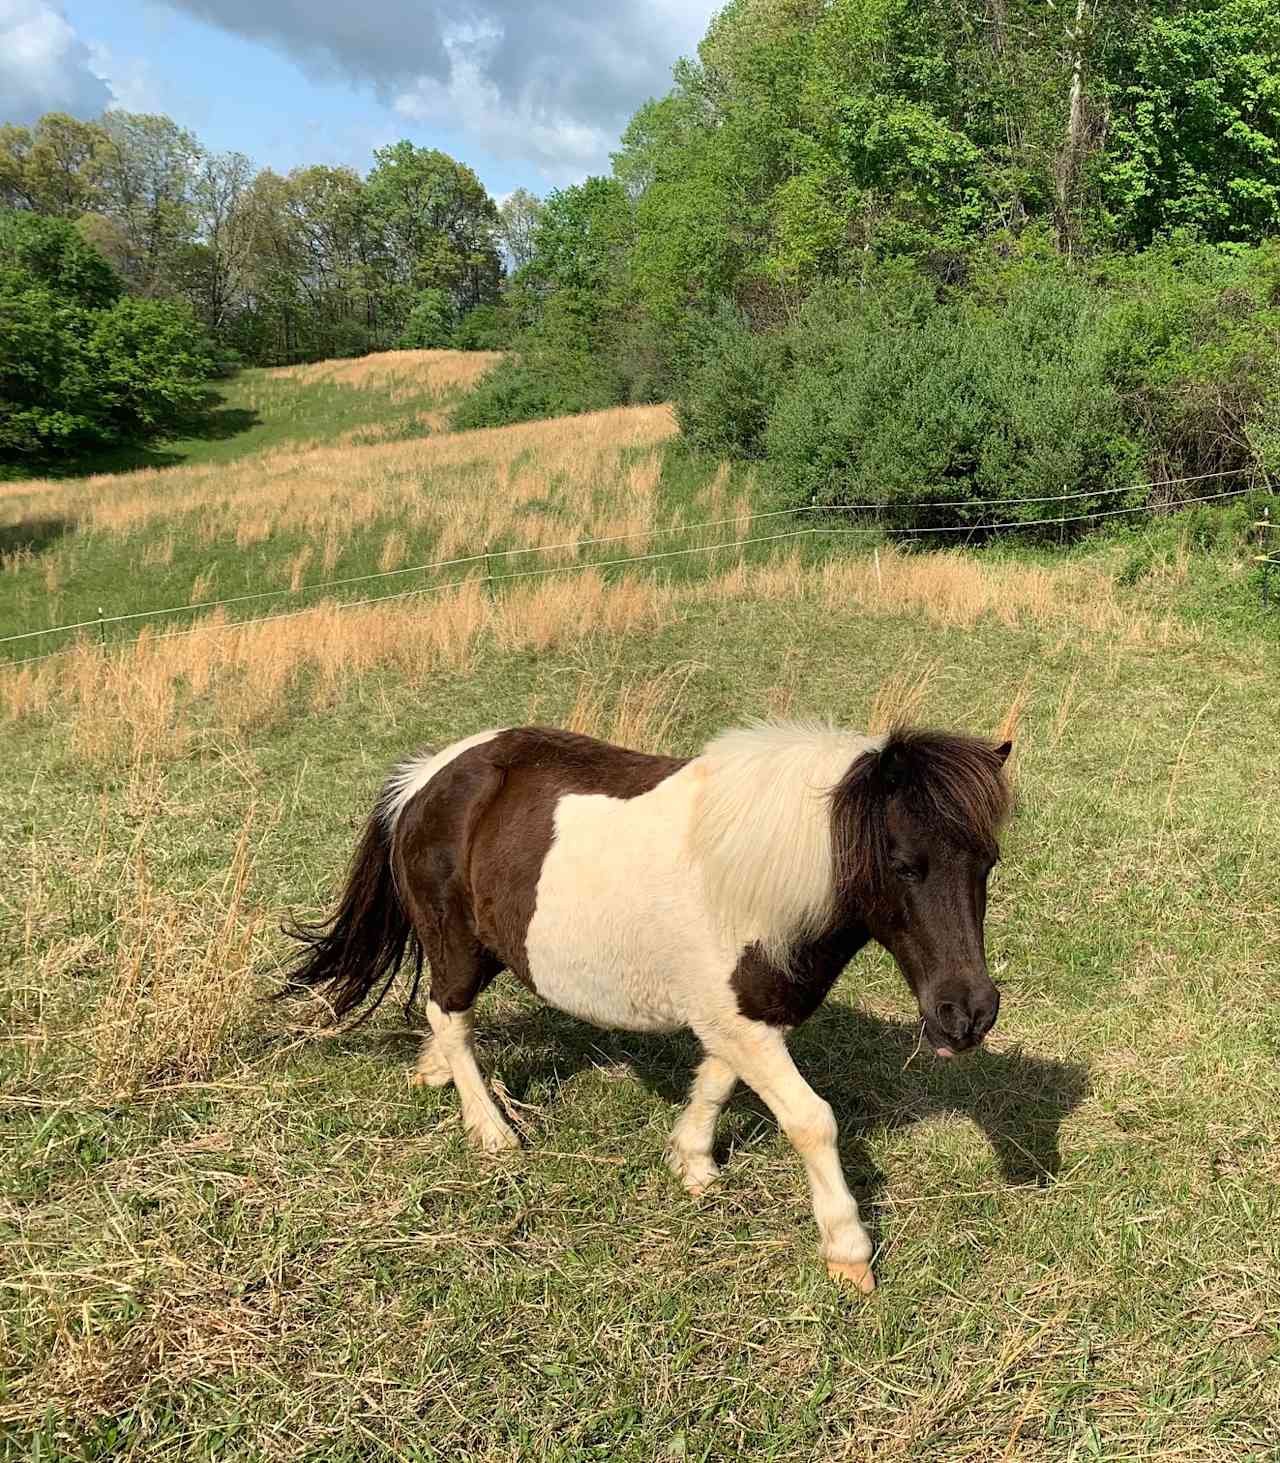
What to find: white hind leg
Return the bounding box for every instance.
[699,1018,875,1292]
[424,1000,518,1154]
[667,1054,737,1195]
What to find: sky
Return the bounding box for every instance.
[1,0,720,195]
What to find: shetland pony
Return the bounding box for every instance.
[285,721,1012,1292]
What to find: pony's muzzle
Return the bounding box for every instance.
[926,982,999,1057]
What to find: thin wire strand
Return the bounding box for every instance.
[2,484,1263,672]
[826,483,1258,536]
[0,464,1263,647]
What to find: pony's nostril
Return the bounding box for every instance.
[935,1001,972,1042]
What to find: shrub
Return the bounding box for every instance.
[672,301,791,458]
[1094,243,1280,481]
[453,303,513,350]
[0,209,213,462]
[397,288,455,349]
[450,290,624,429]
[764,265,1143,529]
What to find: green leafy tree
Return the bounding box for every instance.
[0,113,110,217]
[497,188,543,270]
[91,111,202,296]
[397,288,455,348]
[524,177,633,302]
[365,142,503,330]
[0,210,211,462]
[1097,0,1280,245]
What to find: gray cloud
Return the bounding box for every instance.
[156,0,713,179]
[1,0,112,123]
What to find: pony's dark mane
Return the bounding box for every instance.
[831,725,1012,904]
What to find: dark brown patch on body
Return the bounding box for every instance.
[730,923,871,1027]
[396,728,688,1002]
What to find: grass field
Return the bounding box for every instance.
[2,354,1278,1460]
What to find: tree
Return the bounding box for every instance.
[92,111,202,296]
[524,177,634,305]
[1097,0,1280,246]
[180,149,255,334]
[0,209,212,462]
[0,207,118,308]
[0,113,109,217]
[498,188,542,270]
[365,141,503,325]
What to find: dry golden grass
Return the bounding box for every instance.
[262,347,505,398]
[90,808,265,1097]
[866,652,943,734]
[704,545,1189,646]
[4,538,1186,772]
[562,663,704,750]
[1,570,672,758]
[2,407,678,566]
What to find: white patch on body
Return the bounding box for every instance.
[524,721,883,1033]
[526,765,707,1031]
[380,728,505,830]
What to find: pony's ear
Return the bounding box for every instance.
[995,740,1013,765]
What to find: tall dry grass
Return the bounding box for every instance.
[4,543,1183,769]
[703,545,1189,645]
[562,664,704,751]
[90,809,265,1097]
[0,408,683,645]
[262,348,504,398]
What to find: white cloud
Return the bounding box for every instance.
[391,34,614,186]
[0,0,112,122]
[155,0,716,179]
[86,43,163,115]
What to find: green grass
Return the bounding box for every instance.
[1,362,1278,1458]
[3,574,1279,1459]
[1,355,485,483]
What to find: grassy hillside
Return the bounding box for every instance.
[2,354,1277,1460]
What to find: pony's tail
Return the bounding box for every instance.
[278,808,422,1024]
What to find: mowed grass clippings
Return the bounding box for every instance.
[2,354,1278,1460]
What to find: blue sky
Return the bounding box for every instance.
[3,0,719,197]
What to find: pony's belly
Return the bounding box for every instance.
[523,783,710,1033]
[526,951,685,1033]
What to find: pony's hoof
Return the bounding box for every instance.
[827,1260,876,1293]
[407,1067,453,1089]
[469,1120,520,1154]
[666,1148,719,1197]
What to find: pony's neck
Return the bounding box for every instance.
[691,721,884,966]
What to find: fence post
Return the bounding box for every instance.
[97,607,106,650]
[1262,507,1273,609]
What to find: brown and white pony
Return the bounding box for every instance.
[285,721,1013,1292]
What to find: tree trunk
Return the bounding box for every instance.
[1055,0,1089,253]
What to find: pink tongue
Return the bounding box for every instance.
[934,1045,955,1059]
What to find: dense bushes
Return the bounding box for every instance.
[1,211,213,463]
[451,290,628,430]
[664,243,1280,528]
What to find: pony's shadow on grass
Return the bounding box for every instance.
[0,515,74,558]
[380,997,1089,1208]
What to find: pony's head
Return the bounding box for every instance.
[832,728,1013,1057]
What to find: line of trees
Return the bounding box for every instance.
[456,0,1280,523]
[5,0,1280,503]
[0,112,543,368]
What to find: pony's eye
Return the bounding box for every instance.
[898,866,922,883]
